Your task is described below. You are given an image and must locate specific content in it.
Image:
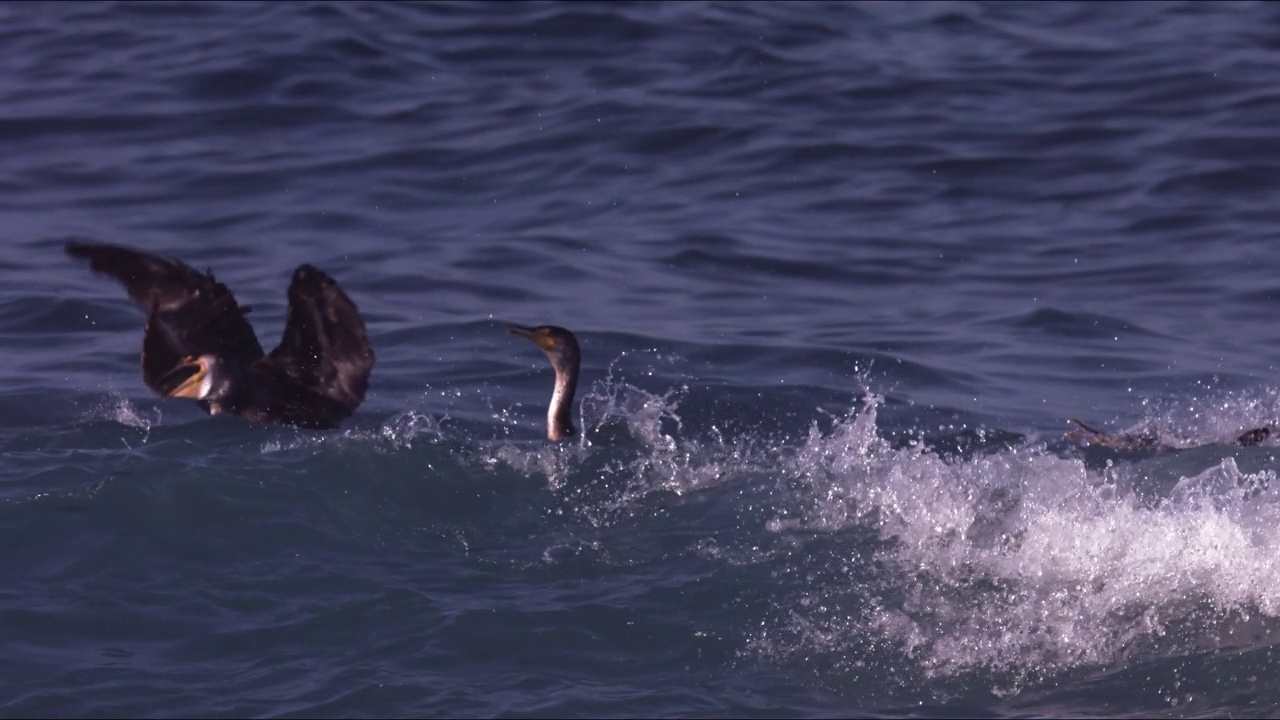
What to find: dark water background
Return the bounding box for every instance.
[5,1,1280,716]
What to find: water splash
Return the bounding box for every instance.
[77,363,1280,700]
[1086,385,1280,449]
[749,390,1280,695]
[259,410,451,454]
[76,393,159,448]
[79,393,159,430]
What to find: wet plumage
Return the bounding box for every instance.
[65,240,374,429]
[507,324,580,442]
[1065,417,1269,451]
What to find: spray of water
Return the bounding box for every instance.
[65,372,1280,693]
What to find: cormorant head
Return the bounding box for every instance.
[507,324,581,442]
[506,325,580,374]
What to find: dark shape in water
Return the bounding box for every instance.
[507,324,580,442]
[1238,426,1270,446]
[1065,417,1269,450]
[65,240,375,429]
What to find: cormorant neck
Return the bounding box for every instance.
[547,363,578,442]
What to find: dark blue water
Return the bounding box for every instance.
[6,1,1280,716]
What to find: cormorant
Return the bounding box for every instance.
[65,240,374,429]
[1066,417,1269,450]
[507,324,580,441]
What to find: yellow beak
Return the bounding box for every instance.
[166,356,209,399]
[507,325,557,351]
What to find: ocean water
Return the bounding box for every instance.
[4,1,1280,716]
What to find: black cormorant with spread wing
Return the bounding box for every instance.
[507,324,580,442]
[65,240,374,429]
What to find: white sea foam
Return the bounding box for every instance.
[276,366,1280,688]
[752,391,1280,686]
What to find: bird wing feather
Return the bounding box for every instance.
[260,264,374,427]
[66,240,265,366]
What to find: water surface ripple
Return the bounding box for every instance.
[5,2,1280,717]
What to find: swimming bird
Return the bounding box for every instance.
[1066,417,1269,450]
[1064,418,1160,450]
[507,324,580,441]
[65,240,374,429]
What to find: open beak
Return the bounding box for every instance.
[159,356,208,398]
[507,324,555,351]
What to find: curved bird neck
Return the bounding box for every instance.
[547,362,578,442]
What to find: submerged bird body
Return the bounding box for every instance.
[66,240,374,429]
[507,324,580,442]
[1065,417,1269,450]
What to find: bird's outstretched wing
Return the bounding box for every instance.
[260,264,374,427]
[140,293,194,398]
[65,240,265,370]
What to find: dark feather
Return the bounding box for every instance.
[66,240,264,363]
[66,240,374,429]
[255,264,375,428]
[141,292,192,396]
[1237,427,1270,446]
